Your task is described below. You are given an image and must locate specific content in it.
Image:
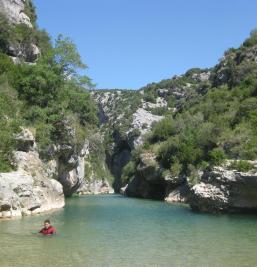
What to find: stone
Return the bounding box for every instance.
[189,165,257,213]
[0,0,32,27]
[191,72,210,82]
[125,152,166,200]
[15,128,35,152]
[0,0,40,62]
[165,184,190,203]
[0,171,64,219]
[77,179,114,195]
[131,108,163,146]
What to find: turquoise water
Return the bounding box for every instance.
[0,195,257,267]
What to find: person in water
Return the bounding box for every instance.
[39,219,56,235]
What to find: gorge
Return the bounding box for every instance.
[0,0,257,219]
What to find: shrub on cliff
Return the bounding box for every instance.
[150,117,176,143]
[0,79,21,171]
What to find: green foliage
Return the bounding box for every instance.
[143,90,156,103]
[0,79,21,171]
[243,29,257,47]
[24,0,37,26]
[208,148,226,166]
[0,15,12,54]
[0,14,98,169]
[229,160,255,172]
[84,134,114,183]
[150,117,176,142]
[170,158,182,177]
[121,161,136,184]
[54,35,87,77]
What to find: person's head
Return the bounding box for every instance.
[44,219,51,229]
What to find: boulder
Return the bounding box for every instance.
[189,165,257,213]
[15,128,35,152]
[165,184,190,203]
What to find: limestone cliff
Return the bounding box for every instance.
[93,90,164,191]
[0,0,32,27]
[189,162,257,213]
[0,0,40,62]
[0,129,64,219]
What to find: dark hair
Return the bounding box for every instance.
[44,219,50,224]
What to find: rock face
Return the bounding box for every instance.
[77,179,114,195]
[0,171,64,218]
[131,108,163,146]
[165,184,189,203]
[0,129,64,219]
[125,153,166,200]
[0,0,32,27]
[93,90,164,192]
[47,121,90,197]
[189,166,257,213]
[0,0,40,62]
[9,42,40,63]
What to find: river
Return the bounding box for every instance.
[0,195,256,267]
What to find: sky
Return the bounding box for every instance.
[34,0,257,89]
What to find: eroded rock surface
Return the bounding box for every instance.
[0,129,64,219]
[0,0,32,27]
[77,179,114,195]
[189,165,257,213]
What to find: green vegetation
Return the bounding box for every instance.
[121,31,257,180]
[0,9,98,171]
[229,160,255,172]
[84,134,113,183]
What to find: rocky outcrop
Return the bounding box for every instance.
[165,184,189,203]
[131,108,163,146]
[189,165,257,213]
[45,120,90,197]
[0,171,64,218]
[77,179,114,195]
[124,153,166,200]
[93,90,164,191]
[0,0,40,62]
[0,129,64,219]
[0,0,32,27]
[9,42,40,63]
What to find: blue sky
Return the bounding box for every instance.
[34,0,257,89]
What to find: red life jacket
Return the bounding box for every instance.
[39,226,56,235]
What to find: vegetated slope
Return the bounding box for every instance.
[120,30,257,207]
[0,0,100,194]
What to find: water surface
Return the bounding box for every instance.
[0,195,257,267]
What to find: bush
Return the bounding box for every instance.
[208,148,226,166]
[170,158,182,177]
[229,160,255,172]
[150,117,176,142]
[243,29,257,47]
[0,81,21,171]
[121,161,136,185]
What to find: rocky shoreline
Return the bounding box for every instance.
[0,128,114,219]
[120,152,257,213]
